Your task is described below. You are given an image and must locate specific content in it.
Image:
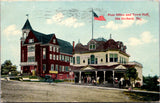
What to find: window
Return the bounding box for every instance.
[76,56,80,64]
[59,66,62,72]
[65,56,69,62]
[106,54,108,62]
[56,55,59,60]
[43,64,46,72]
[53,47,55,52]
[88,59,90,64]
[124,58,126,64]
[53,55,55,60]
[95,58,98,64]
[110,53,118,62]
[28,57,35,62]
[56,48,59,52]
[50,46,52,51]
[70,57,72,63]
[62,55,64,61]
[51,64,54,71]
[29,39,34,43]
[65,66,69,72]
[83,60,85,63]
[120,57,122,63]
[65,56,67,62]
[67,56,69,62]
[88,55,97,64]
[91,55,95,64]
[73,57,75,64]
[101,59,103,62]
[60,55,62,61]
[53,39,56,43]
[28,46,35,52]
[89,44,96,50]
[62,66,64,72]
[114,54,118,62]
[55,65,58,71]
[43,48,46,59]
[110,54,113,62]
[50,54,52,60]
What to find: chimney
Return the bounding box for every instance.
[72,41,75,54]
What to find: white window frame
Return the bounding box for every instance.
[56,48,59,52]
[56,55,59,60]
[29,39,34,43]
[62,66,64,72]
[53,47,55,52]
[50,54,52,60]
[53,54,55,60]
[50,46,52,51]
[43,48,46,59]
[53,39,56,43]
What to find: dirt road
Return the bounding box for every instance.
[1,80,138,102]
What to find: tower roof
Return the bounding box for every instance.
[22,19,33,30]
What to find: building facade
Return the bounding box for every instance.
[70,38,143,86]
[20,19,74,80]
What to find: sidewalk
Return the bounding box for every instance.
[52,82,160,94]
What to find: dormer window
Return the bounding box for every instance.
[89,44,96,50]
[53,39,56,43]
[29,39,34,43]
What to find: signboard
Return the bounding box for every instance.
[49,71,58,74]
[85,72,92,74]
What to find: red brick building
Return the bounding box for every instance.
[20,19,74,80]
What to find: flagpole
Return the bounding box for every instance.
[92,8,93,39]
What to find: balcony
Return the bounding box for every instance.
[20,62,37,66]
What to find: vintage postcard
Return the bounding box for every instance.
[1,0,159,102]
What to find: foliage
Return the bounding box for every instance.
[125,67,138,87]
[1,60,19,76]
[142,75,159,91]
[29,76,39,79]
[124,91,159,101]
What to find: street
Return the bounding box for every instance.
[1,80,141,102]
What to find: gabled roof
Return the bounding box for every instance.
[31,30,54,44]
[25,30,73,54]
[74,38,129,57]
[70,64,136,71]
[22,19,33,30]
[57,39,73,54]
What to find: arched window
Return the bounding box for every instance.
[91,55,95,64]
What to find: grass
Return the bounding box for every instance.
[124,91,160,101]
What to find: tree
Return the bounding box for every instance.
[1,60,19,76]
[125,67,138,87]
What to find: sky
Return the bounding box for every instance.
[1,0,159,76]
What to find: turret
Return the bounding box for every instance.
[21,19,33,41]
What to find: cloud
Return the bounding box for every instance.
[127,31,157,46]
[46,12,84,28]
[101,14,148,30]
[136,18,148,25]
[3,24,21,36]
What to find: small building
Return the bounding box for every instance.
[70,38,143,86]
[20,19,74,80]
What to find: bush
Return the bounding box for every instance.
[29,76,39,79]
[54,79,64,83]
[142,75,159,91]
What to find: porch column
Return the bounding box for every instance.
[95,71,97,81]
[79,71,81,83]
[104,71,106,84]
[112,70,115,85]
